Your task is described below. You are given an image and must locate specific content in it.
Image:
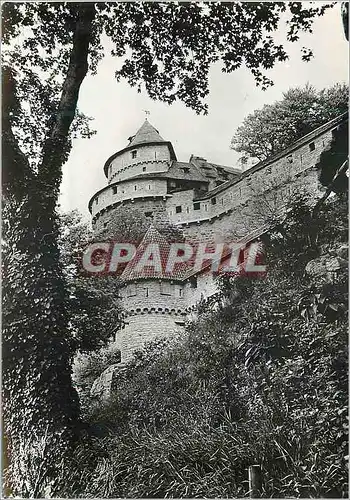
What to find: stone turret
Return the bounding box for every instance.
[89,120,177,231]
[117,225,187,363]
[105,119,177,184]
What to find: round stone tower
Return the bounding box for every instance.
[116,225,187,363]
[89,119,177,232]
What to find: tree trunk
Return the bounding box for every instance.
[2,4,96,496]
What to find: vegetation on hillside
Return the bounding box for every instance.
[64,194,348,498]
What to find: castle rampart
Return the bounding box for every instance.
[91,114,344,236]
[89,113,347,362]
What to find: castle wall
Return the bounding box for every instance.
[164,130,332,238]
[178,168,319,244]
[183,271,218,306]
[108,144,171,183]
[166,189,203,222]
[117,280,187,362]
[91,178,168,217]
[90,116,345,364]
[117,313,184,363]
[92,198,170,233]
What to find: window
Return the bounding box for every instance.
[148,185,152,190]
[145,211,153,218]
[103,222,108,229]
[205,204,208,212]
[176,205,182,214]
[127,284,137,297]
[134,185,137,191]
[176,286,184,298]
[211,197,217,205]
[182,167,190,174]
[131,150,137,159]
[221,198,224,205]
[309,142,315,152]
[143,166,147,172]
[95,197,99,205]
[145,287,149,297]
[193,202,200,211]
[154,151,157,159]
[113,186,118,194]
[161,282,172,295]
[186,207,190,213]
[190,277,197,289]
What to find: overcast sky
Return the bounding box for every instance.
[59,2,348,220]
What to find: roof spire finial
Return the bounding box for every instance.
[143,110,150,121]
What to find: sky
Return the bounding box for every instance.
[59,2,349,220]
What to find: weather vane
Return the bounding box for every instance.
[143,110,150,120]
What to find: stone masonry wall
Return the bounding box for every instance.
[108,144,171,183]
[118,313,184,363]
[92,198,170,234]
[179,169,319,244]
[116,281,187,362]
[119,280,187,313]
[91,178,168,217]
[164,129,333,242]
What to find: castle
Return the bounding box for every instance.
[89,113,347,363]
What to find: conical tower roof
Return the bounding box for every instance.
[121,225,188,282]
[103,119,176,177]
[128,120,165,147]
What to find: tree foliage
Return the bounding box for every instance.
[58,211,122,353]
[3,1,334,129]
[231,83,348,161]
